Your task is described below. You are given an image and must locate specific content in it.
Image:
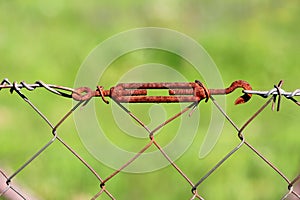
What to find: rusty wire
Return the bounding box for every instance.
[0,78,299,199]
[0,78,115,199]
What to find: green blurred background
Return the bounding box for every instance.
[0,0,299,199]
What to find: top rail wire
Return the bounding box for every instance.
[244,89,300,98]
[0,78,299,200]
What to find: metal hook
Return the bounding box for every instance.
[209,80,252,105]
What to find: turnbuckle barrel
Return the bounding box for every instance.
[109,82,207,103]
[72,80,252,105]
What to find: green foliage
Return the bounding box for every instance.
[0,1,299,199]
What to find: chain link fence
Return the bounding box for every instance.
[0,78,299,200]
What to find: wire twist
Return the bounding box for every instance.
[0,78,74,98]
[243,80,300,110]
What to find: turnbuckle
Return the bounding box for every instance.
[72,80,252,105]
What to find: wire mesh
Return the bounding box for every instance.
[0,78,299,200]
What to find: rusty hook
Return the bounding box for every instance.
[169,80,252,105]
[206,80,252,105]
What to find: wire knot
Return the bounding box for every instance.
[195,80,210,103]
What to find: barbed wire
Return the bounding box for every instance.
[0,78,299,199]
[243,80,300,110]
[0,78,75,98]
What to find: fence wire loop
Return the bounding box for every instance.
[272,80,282,111]
[195,80,210,102]
[0,78,299,199]
[290,175,300,190]
[190,189,204,200]
[97,86,110,104]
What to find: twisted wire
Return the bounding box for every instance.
[0,78,74,98]
[243,82,300,107]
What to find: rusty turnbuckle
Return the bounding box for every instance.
[72,80,252,105]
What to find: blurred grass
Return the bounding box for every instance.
[0,0,299,199]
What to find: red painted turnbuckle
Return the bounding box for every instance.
[72,80,252,105]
